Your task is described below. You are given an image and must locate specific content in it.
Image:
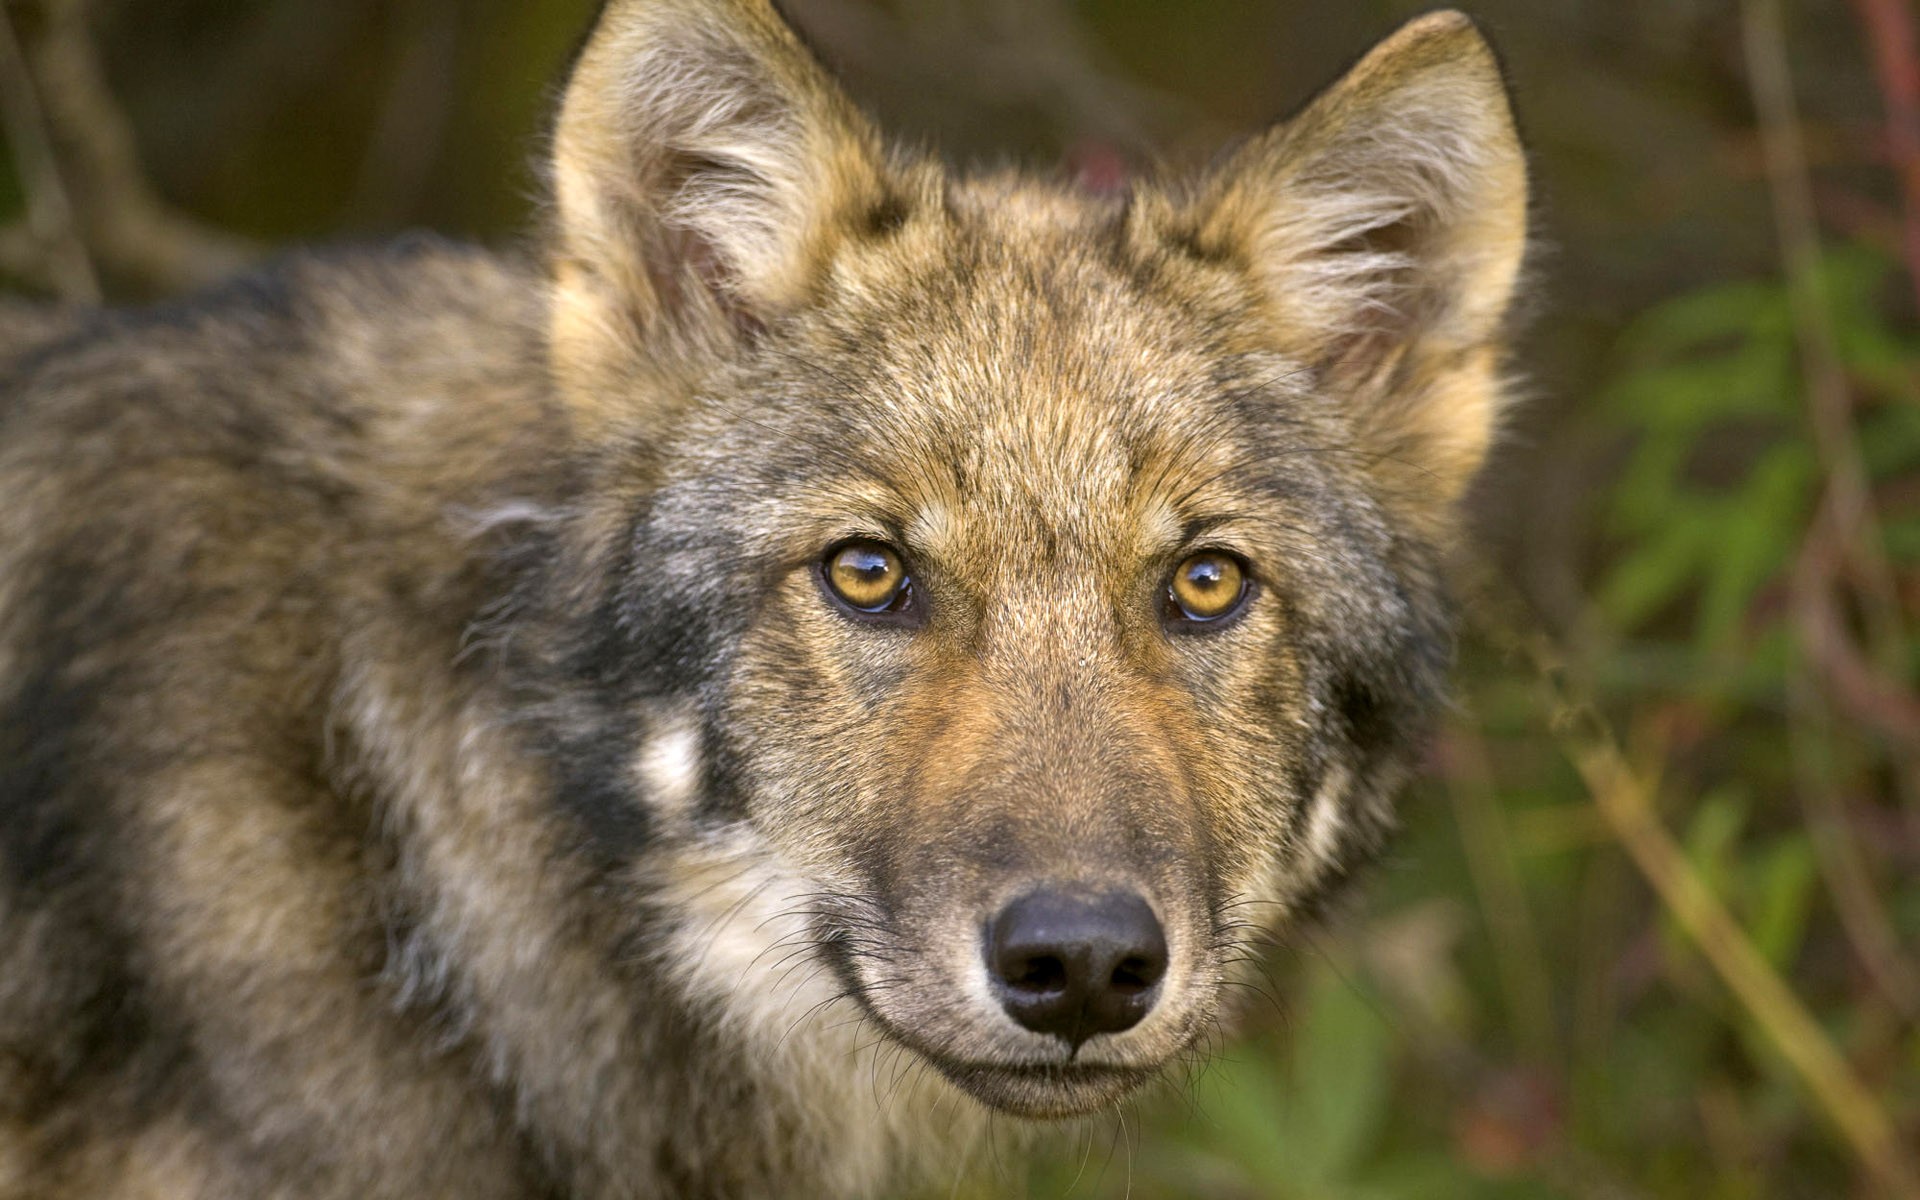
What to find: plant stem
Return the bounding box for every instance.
[1847,0,1920,315]
[1530,636,1920,1198]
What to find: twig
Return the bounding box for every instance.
[1787,670,1920,1029]
[1793,517,1920,750]
[1525,633,1920,1199]
[1742,0,1918,818]
[1442,720,1557,1063]
[343,0,459,225]
[1741,0,1920,1146]
[1847,0,1920,315]
[0,3,96,301]
[1790,501,1920,1026]
[1744,0,1920,1026]
[790,0,1211,159]
[5,0,254,294]
[1743,0,1908,654]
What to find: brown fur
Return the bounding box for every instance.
[0,4,1528,1196]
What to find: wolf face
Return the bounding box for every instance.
[530,0,1527,1120]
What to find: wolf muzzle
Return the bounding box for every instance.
[984,885,1169,1049]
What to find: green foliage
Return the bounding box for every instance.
[1593,248,1920,667]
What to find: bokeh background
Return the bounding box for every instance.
[2,0,1917,1196]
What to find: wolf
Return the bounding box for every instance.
[0,1,1528,1196]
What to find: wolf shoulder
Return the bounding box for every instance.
[0,238,564,591]
[0,236,552,456]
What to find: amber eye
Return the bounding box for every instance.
[1166,551,1249,626]
[822,539,912,615]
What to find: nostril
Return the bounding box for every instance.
[1110,954,1163,994]
[1006,954,1067,995]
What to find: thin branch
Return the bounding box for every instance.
[1788,679,1920,1030]
[1793,520,1920,750]
[1442,720,1557,1063]
[1790,500,1920,1027]
[1524,632,1920,1199]
[342,0,460,225]
[1740,0,1920,1128]
[1742,0,1917,799]
[1744,0,1920,1034]
[6,0,254,295]
[1846,0,1920,315]
[0,2,95,301]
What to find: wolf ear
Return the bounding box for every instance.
[1185,11,1528,504]
[547,0,894,412]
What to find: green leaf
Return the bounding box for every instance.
[1611,280,1787,368]
[1285,965,1394,1185]
[1681,789,1750,905]
[1692,445,1812,653]
[1860,400,1920,479]
[1596,518,1707,632]
[1745,837,1816,968]
[1601,349,1795,431]
[1191,1040,1298,1193]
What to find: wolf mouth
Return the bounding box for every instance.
[930,1059,1163,1118]
[832,980,1176,1115]
[939,1061,1155,1086]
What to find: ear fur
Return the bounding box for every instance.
[1184,11,1529,504]
[546,0,898,418]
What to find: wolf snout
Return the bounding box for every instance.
[984,887,1168,1048]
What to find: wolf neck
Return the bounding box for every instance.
[347,654,985,1197]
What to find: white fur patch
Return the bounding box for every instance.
[636,715,703,819]
[654,829,989,1196]
[1303,764,1352,872]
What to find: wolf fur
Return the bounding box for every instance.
[0,2,1529,1196]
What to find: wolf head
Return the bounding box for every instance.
[527,0,1526,1119]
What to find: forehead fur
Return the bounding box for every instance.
[755,174,1302,540]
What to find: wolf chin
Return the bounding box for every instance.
[0,2,1529,1196]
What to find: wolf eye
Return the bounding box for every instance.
[821,539,914,618]
[1165,551,1249,627]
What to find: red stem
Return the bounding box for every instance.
[1848,0,1920,313]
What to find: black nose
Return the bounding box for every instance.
[985,888,1169,1048]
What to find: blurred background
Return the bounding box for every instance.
[1,0,1916,1196]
